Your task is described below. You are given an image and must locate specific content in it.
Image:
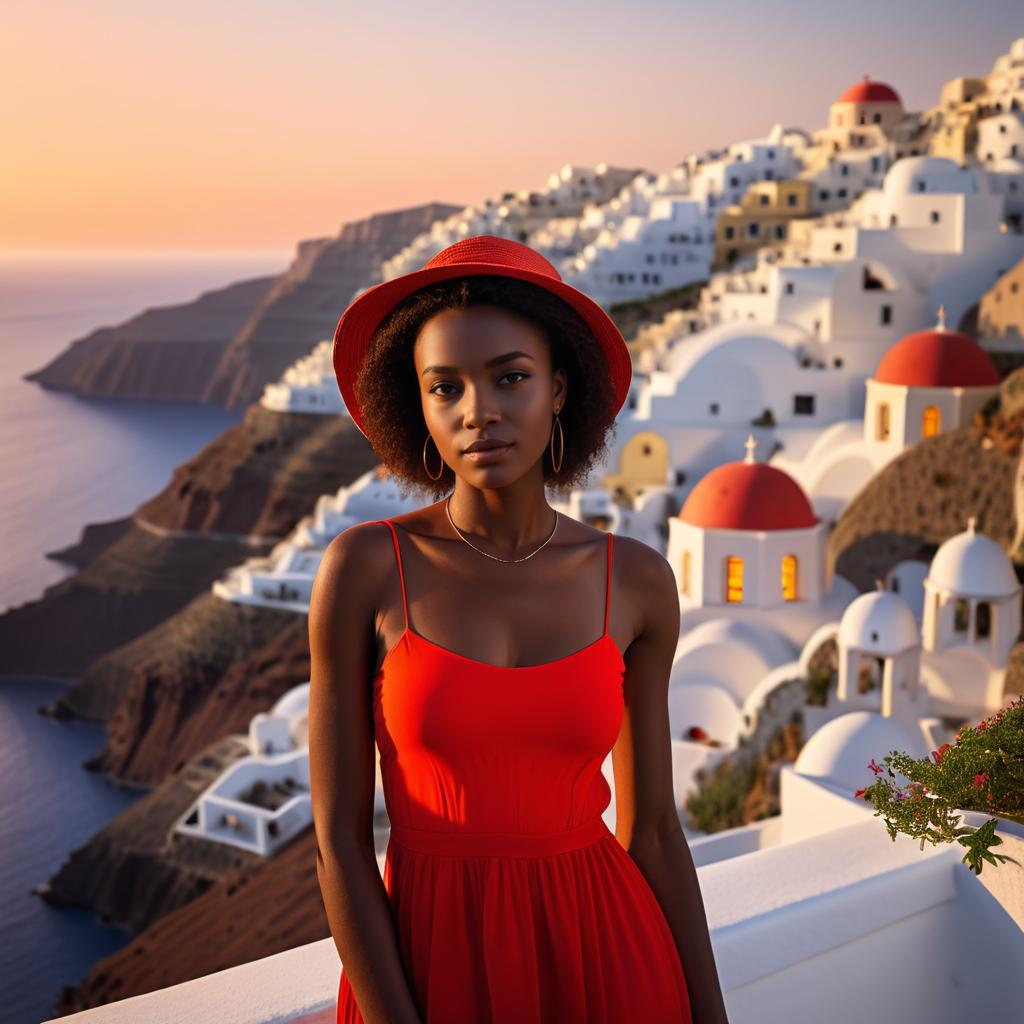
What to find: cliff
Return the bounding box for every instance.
[40,733,259,933]
[24,275,276,400]
[76,597,311,784]
[24,202,461,407]
[0,406,379,678]
[202,202,463,409]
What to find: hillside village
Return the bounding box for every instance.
[45,37,1024,1024]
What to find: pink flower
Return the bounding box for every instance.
[868,758,883,775]
[977,720,989,732]
[854,787,868,800]
[973,772,990,789]
[933,743,952,764]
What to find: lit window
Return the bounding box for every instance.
[781,554,798,600]
[725,556,743,603]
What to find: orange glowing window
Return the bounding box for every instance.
[681,550,691,595]
[922,405,941,436]
[782,554,798,600]
[725,556,743,603]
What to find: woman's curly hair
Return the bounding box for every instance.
[354,275,620,500]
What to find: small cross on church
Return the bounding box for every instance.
[967,515,977,533]
[936,304,947,331]
[744,434,758,463]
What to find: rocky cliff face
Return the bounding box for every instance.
[0,407,379,678]
[202,202,463,409]
[24,276,276,400]
[51,820,332,1017]
[24,202,460,407]
[72,596,311,784]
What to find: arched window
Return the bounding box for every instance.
[781,554,798,600]
[954,598,970,633]
[681,550,691,596]
[725,556,743,603]
[977,601,991,639]
[922,405,941,436]
[877,401,890,441]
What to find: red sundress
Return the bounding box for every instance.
[336,518,693,1023]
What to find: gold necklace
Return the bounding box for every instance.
[444,494,559,563]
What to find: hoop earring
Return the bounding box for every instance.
[423,433,445,481]
[549,411,564,474]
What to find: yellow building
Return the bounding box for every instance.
[978,256,1024,345]
[713,179,813,269]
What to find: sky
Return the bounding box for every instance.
[1,0,1021,254]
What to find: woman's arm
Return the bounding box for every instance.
[308,524,423,1024]
[611,539,730,1024]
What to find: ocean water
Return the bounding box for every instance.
[0,252,291,1023]
[0,252,290,614]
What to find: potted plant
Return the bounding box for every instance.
[855,694,1024,875]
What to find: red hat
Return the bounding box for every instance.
[332,234,632,441]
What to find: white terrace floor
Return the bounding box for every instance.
[45,816,1024,1024]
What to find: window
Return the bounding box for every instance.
[877,401,890,441]
[775,225,786,238]
[931,210,941,223]
[646,253,655,263]
[922,405,941,436]
[841,164,849,176]
[819,189,831,201]
[954,598,969,633]
[890,213,898,226]
[681,550,691,596]
[871,155,880,172]
[833,241,844,253]
[863,266,885,290]
[915,179,927,193]
[767,149,775,159]
[730,176,740,187]
[781,554,798,601]
[785,281,795,295]
[837,188,847,198]
[977,601,991,639]
[794,394,815,415]
[787,193,797,206]
[748,223,760,237]
[765,169,774,180]
[725,556,743,603]
[873,112,882,124]
[709,402,719,414]
[813,318,821,336]
[760,194,770,206]
[881,304,892,325]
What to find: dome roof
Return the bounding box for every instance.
[680,442,818,531]
[883,155,979,198]
[927,519,1020,599]
[838,590,920,654]
[794,711,929,792]
[874,325,1000,388]
[836,76,902,105]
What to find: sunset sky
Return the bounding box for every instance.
[2,1,1020,254]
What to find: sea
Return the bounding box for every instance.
[0,251,292,1024]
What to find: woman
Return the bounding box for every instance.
[308,236,729,1024]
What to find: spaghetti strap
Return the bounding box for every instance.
[374,519,409,631]
[604,531,613,636]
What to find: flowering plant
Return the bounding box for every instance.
[854,694,1024,875]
